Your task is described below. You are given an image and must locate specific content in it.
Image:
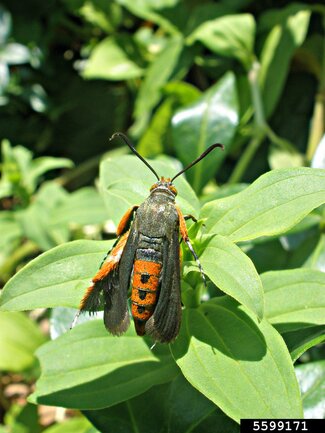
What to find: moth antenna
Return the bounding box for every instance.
[150,341,157,350]
[110,132,160,181]
[171,143,224,182]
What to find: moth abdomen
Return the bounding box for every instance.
[131,244,163,336]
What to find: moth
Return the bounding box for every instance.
[74,133,223,343]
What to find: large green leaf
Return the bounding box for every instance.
[199,235,263,319]
[0,312,46,372]
[131,36,184,136]
[171,72,238,193]
[99,154,200,226]
[295,361,325,418]
[259,4,311,117]
[84,375,239,433]
[201,168,325,242]
[171,298,303,422]
[0,240,114,311]
[187,14,255,69]
[263,269,325,332]
[83,35,144,81]
[32,321,178,409]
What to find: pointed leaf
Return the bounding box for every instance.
[171,298,303,422]
[200,235,263,319]
[201,168,325,242]
[187,14,255,69]
[0,240,114,311]
[83,35,144,81]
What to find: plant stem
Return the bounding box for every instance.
[228,134,264,184]
[306,15,325,161]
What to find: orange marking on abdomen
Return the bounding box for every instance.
[131,259,161,324]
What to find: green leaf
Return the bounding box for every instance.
[303,233,325,271]
[201,168,325,242]
[0,211,22,253]
[27,156,73,192]
[99,154,200,226]
[131,36,184,136]
[137,81,201,158]
[295,361,325,418]
[83,35,144,81]
[50,187,108,227]
[263,269,325,331]
[171,298,303,422]
[282,326,325,362]
[187,14,255,69]
[84,375,239,433]
[115,0,185,35]
[0,312,46,372]
[0,5,11,44]
[0,239,114,311]
[259,5,311,117]
[32,321,178,409]
[42,417,98,433]
[16,182,69,250]
[199,235,263,319]
[171,72,238,193]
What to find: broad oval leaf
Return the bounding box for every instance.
[171,72,238,193]
[187,14,255,69]
[199,235,263,319]
[295,361,325,419]
[0,240,114,311]
[99,154,200,226]
[0,312,46,372]
[263,269,325,332]
[32,321,179,409]
[171,299,303,422]
[201,168,325,242]
[83,35,143,81]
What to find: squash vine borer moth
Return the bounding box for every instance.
[73,133,223,343]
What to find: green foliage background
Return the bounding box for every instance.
[0,0,325,432]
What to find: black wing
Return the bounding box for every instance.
[103,224,138,335]
[145,228,182,343]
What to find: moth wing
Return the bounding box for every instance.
[145,228,182,343]
[79,230,131,335]
[103,223,139,334]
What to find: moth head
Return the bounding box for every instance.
[150,177,178,196]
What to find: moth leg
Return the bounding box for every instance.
[116,205,139,236]
[176,206,206,287]
[184,214,198,223]
[71,230,130,328]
